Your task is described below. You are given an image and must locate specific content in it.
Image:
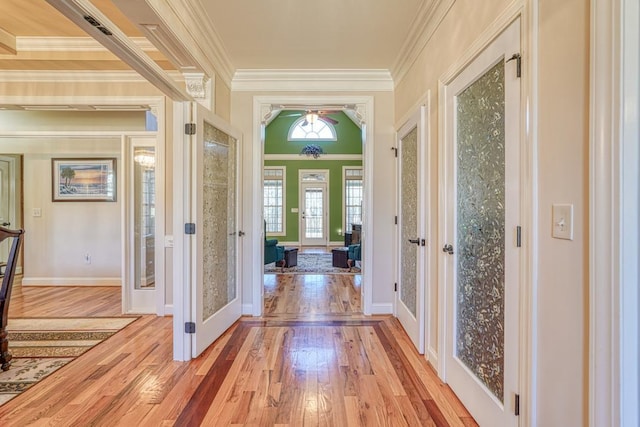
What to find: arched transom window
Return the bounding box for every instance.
[288,116,337,141]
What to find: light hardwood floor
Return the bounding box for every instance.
[0,281,476,426]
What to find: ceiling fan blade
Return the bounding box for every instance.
[320,116,339,125]
[278,113,302,118]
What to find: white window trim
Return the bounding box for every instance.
[263,165,286,236]
[287,116,337,141]
[342,165,363,236]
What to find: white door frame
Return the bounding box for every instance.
[438,3,536,425]
[252,95,375,316]
[589,0,639,425]
[299,169,329,246]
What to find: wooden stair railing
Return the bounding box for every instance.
[0,226,24,371]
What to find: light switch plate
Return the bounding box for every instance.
[291,208,299,213]
[552,204,573,240]
[32,208,42,217]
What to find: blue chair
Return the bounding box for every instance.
[347,243,361,270]
[264,220,284,266]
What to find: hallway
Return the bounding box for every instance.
[0,281,476,426]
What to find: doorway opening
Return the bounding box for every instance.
[254,96,374,317]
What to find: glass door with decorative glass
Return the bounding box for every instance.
[190,102,242,357]
[441,19,521,427]
[396,110,426,354]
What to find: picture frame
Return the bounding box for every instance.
[52,158,117,202]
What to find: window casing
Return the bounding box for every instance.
[263,167,285,234]
[343,167,363,233]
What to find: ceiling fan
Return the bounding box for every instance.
[279,110,340,125]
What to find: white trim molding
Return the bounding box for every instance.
[264,154,362,161]
[0,70,183,83]
[233,69,393,92]
[391,0,456,85]
[590,0,640,425]
[16,36,156,52]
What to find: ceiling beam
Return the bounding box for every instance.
[0,27,16,55]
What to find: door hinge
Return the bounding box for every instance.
[185,322,196,334]
[507,53,522,78]
[185,223,196,235]
[394,283,398,292]
[515,393,520,416]
[185,122,196,135]
[391,147,398,157]
[394,215,398,225]
[516,226,522,247]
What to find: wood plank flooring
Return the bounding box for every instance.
[0,281,476,426]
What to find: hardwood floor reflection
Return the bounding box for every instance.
[0,278,477,426]
[264,273,362,316]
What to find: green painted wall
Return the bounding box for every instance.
[264,111,362,243]
[264,160,362,242]
[265,111,362,155]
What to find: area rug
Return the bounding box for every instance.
[0,317,138,405]
[264,252,361,274]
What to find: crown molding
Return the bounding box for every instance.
[0,69,184,83]
[159,0,235,86]
[391,0,456,85]
[232,69,393,92]
[16,36,156,52]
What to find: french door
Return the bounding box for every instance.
[189,102,242,357]
[299,170,328,246]
[441,19,521,426]
[0,156,16,261]
[396,108,426,353]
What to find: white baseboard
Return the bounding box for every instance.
[427,347,438,370]
[276,241,299,247]
[329,241,347,247]
[22,277,121,286]
[370,303,393,314]
[163,304,173,315]
[242,303,254,315]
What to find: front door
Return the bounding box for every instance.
[299,170,328,246]
[441,19,521,426]
[396,109,426,353]
[190,102,242,357]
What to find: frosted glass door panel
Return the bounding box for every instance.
[400,127,418,316]
[455,60,505,402]
[202,122,237,320]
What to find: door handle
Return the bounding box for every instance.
[1,222,9,227]
[238,230,245,237]
[408,238,420,245]
[442,244,454,254]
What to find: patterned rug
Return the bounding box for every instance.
[0,317,138,405]
[264,252,361,274]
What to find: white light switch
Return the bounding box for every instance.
[552,204,573,240]
[291,208,299,213]
[164,235,174,248]
[32,208,42,217]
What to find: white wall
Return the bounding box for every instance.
[0,137,122,284]
[230,90,396,314]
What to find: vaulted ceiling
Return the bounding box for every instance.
[0,0,436,79]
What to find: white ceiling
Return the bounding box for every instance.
[201,0,426,70]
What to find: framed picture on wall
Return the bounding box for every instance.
[52,158,117,202]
